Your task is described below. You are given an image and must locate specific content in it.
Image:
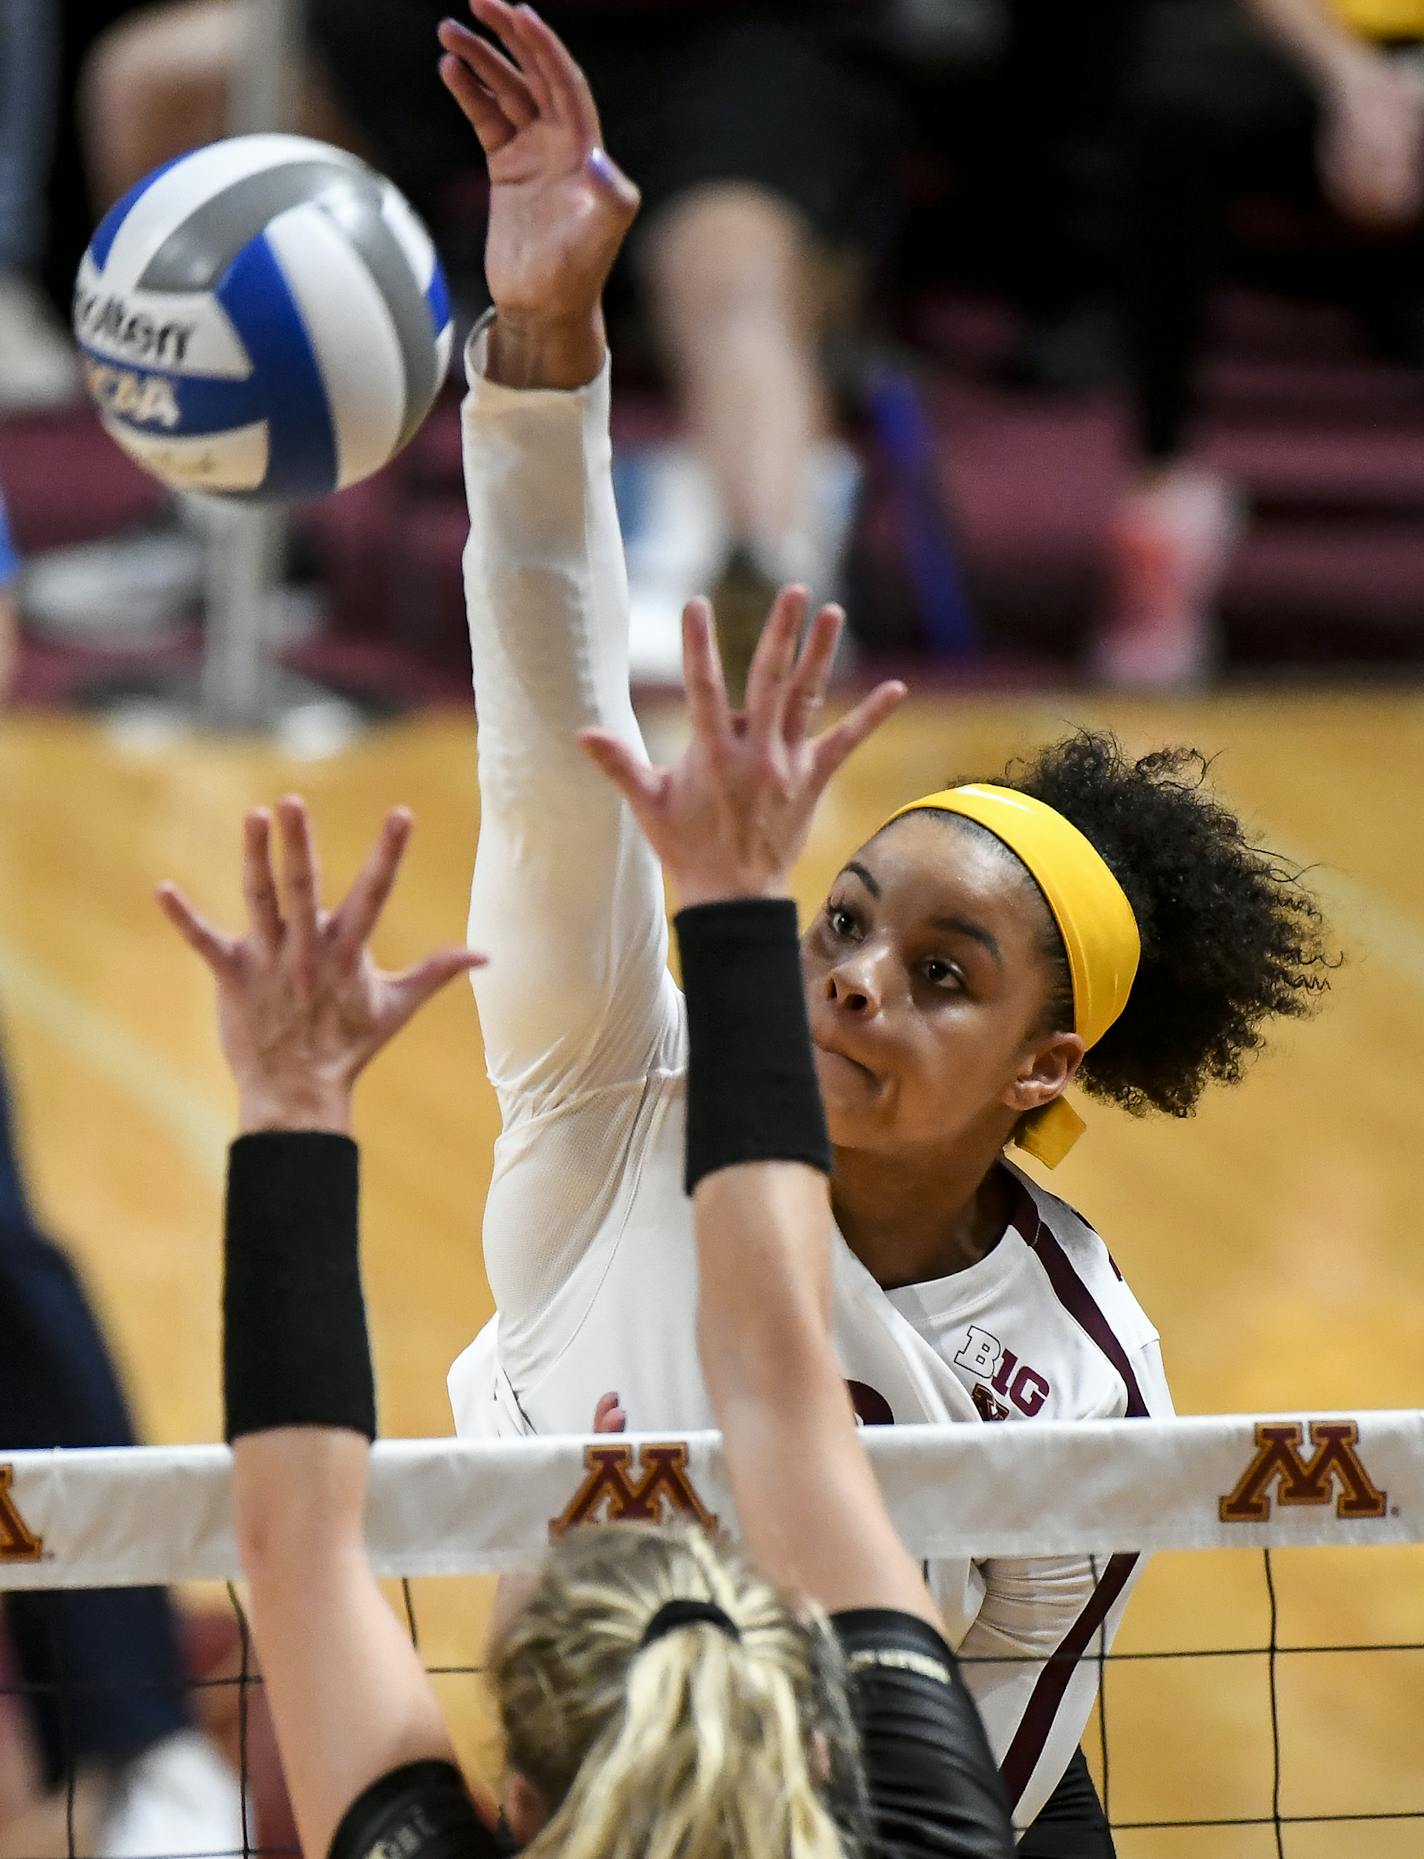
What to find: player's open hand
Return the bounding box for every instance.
[580,589,906,909]
[157,798,483,1134]
[438,1,638,330]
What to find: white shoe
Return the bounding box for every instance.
[20,521,206,645]
[20,515,324,653]
[619,439,863,688]
[1093,466,1243,693]
[96,1729,245,1859]
[626,577,690,685]
[0,274,82,414]
[618,441,727,594]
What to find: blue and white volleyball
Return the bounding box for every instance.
[74,136,453,501]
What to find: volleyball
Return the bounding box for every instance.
[73,135,454,502]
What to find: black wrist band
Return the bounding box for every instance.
[675,898,831,1195]
[223,1132,376,1442]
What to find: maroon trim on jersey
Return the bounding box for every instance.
[997,1548,1139,1811]
[1008,1176,1149,1418]
[996,1174,1149,1811]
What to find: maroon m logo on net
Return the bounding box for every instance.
[1219,1421,1388,1523]
[0,1466,42,1562]
[550,1443,719,1538]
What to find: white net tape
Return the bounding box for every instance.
[2,1410,1420,1589]
[3,1411,1422,1853]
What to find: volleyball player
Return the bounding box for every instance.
[437,4,1334,1846]
[159,790,1015,1859]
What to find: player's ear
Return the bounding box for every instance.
[1002,1031,1084,1115]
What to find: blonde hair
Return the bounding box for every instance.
[490,1525,863,1859]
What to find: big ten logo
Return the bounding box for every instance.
[953,1326,1052,1422]
[83,359,182,430]
[1219,1420,1388,1523]
[0,1467,43,1562]
[550,1443,718,1538]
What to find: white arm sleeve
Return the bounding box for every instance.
[461,317,682,1114]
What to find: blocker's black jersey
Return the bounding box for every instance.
[328,1610,1013,1859]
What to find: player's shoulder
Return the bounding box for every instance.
[1006,1163,1160,1366]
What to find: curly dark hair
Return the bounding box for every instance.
[976,731,1335,1118]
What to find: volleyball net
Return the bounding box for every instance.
[2,1409,1421,1857]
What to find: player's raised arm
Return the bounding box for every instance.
[580,597,928,1613]
[584,612,1014,1855]
[157,802,489,1859]
[440,3,673,1110]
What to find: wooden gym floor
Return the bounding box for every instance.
[1,685,1420,1856]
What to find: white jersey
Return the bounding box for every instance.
[450,320,1173,1835]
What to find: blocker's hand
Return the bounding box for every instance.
[580,590,906,909]
[157,798,483,1133]
[438,0,639,330]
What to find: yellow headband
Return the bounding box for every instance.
[879,785,1141,1167]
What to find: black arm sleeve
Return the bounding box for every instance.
[328,1760,505,1859]
[675,898,831,1193]
[834,1610,1015,1859]
[223,1131,376,1441]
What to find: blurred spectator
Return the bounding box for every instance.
[1098,0,1424,689]
[79,0,903,693]
[0,489,243,1855]
[0,1043,246,1854]
[0,0,81,412]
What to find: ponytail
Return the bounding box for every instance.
[491,1526,862,1859]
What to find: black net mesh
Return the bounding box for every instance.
[3,1548,1422,1859]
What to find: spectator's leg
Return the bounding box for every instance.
[1095,0,1318,690]
[82,0,359,210]
[0,0,56,274]
[83,1,241,208]
[641,184,828,576]
[0,1282,189,1776]
[0,0,81,410]
[601,10,899,695]
[1359,41,1424,366]
[0,1040,189,1786]
[1120,73,1225,474]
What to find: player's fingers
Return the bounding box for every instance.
[470,0,553,118]
[577,730,665,820]
[809,680,908,790]
[508,3,601,147]
[155,882,236,976]
[389,947,488,1025]
[593,1391,627,1433]
[744,585,808,743]
[681,598,733,749]
[331,808,413,966]
[438,52,520,151]
[276,795,321,965]
[241,808,282,952]
[439,17,537,130]
[783,603,844,752]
